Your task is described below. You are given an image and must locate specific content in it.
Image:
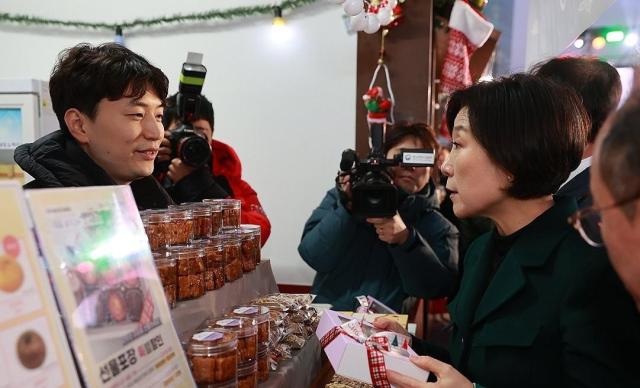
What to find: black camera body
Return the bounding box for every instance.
[340,123,435,218]
[163,53,211,169]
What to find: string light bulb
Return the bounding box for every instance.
[114,26,124,45]
[272,6,285,27]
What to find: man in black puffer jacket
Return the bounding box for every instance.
[14,43,173,210]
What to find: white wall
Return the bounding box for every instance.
[0,0,357,285]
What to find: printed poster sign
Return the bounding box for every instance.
[0,181,80,388]
[26,185,194,387]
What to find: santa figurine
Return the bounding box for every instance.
[362,86,392,124]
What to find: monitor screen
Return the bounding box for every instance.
[0,107,22,149]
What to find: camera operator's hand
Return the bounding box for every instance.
[167,158,197,184]
[336,173,353,210]
[157,130,172,162]
[367,213,409,245]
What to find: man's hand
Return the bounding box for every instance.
[387,356,473,388]
[167,158,196,184]
[366,213,409,244]
[157,130,172,162]
[373,317,410,337]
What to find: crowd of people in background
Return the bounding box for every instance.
[12,42,640,387]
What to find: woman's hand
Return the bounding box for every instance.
[367,213,409,244]
[373,317,409,337]
[387,356,473,388]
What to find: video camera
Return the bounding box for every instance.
[161,53,212,170]
[339,122,435,218]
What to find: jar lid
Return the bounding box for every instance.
[207,316,257,338]
[231,305,269,323]
[192,238,223,249]
[188,329,237,355]
[237,360,258,376]
[221,233,241,244]
[166,209,193,219]
[202,199,223,211]
[240,224,261,232]
[167,245,204,260]
[141,210,169,223]
[154,258,176,267]
[218,199,241,209]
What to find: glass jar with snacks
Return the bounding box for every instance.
[207,316,258,364]
[187,329,238,386]
[237,361,258,388]
[193,238,225,291]
[168,245,205,300]
[141,210,169,251]
[183,204,212,239]
[220,199,241,230]
[222,233,243,282]
[231,305,270,345]
[166,209,194,245]
[202,199,223,236]
[257,343,269,382]
[153,255,176,308]
[240,224,261,268]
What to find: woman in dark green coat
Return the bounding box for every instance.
[380,74,640,388]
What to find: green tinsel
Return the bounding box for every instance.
[0,0,318,31]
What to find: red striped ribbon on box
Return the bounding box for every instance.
[320,323,392,387]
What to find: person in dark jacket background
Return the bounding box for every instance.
[13,43,173,210]
[298,123,459,312]
[156,94,271,245]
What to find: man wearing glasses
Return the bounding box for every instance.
[571,92,640,310]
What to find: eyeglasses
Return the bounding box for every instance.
[568,193,640,247]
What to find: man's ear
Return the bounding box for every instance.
[64,108,90,144]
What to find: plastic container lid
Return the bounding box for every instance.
[207,316,257,338]
[187,329,238,356]
[231,305,269,324]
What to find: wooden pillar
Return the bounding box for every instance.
[355,1,434,156]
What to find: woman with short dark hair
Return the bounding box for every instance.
[379,74,640,388]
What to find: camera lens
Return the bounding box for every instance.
[178,136,211,167]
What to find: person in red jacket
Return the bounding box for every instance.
[155,94,271,245]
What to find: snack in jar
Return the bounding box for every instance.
[221,233,243,282]
[187,329,238,386]
[168,245,205,300]
[239,224,261,272]
[257,343,270,382]
[206,316,258,364]
[153,253,177,308]
[231,305,270,345]
[140,210,169,251]
[237,361,258,388]
[166,208,194,245]
[179,203,213,239]
[220,199,241,230]
[193,237,225,291]
[202,199,223,236]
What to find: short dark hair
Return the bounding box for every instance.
[446,73,589,199]
[384,122,439,154]
[598,93,640,220]
[50,43,169,132]
[162,93,215,131]
[531,57,621,143]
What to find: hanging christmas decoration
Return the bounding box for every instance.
[332,0,404,35]
[362,29,396,125]
[439,0,493,139]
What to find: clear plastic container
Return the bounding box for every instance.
[166,209,194,245]
[168,245,205,300]
[220,199,241,230]
[202,199,224,236]
[240,224,261,269]
[193,237,225,291]
[231,305,270,345]
[186,205,213,240]
[237,361,258,388]
[257,343,269,382]
[141,210,169,251]
[207,316,258,364]
[222,233,243,282]
[187,329,238,386]
[153,256,176,308]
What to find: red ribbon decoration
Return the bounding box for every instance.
[320,324,392,387]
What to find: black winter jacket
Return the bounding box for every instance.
[14,130,173,210]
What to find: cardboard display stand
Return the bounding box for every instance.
[26,186,194,388]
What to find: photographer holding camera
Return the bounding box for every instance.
[298,122,459,311]
[156,92,271,244]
